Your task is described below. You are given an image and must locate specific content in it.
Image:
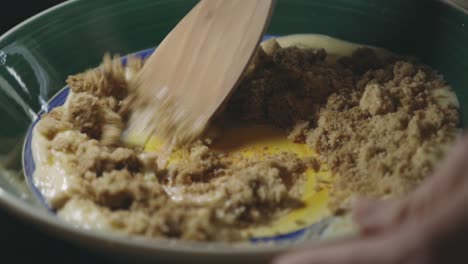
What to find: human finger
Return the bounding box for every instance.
[353,198,406,235]
[273,234,405,264]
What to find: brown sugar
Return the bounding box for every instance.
[67,93,103,139]
[34,39,460,241]
[231,41,459,212]
[306,57,459,211]
[67,54,128,100]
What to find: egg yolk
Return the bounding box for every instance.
[137,124,333,236]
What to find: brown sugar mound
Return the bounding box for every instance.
[306,60,459,211]
[231,43,459,213]
[67,54,128,100]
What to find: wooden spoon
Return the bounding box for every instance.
[126,0,275,147]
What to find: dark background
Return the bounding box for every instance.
[0,1,64,34]
[0,1,112,263]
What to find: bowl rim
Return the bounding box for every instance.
[441,0,468,14]
[0,0,78,43]
[0,0,327,257]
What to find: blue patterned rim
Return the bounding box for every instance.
[22,35,326,243]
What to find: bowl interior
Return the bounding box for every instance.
[1,0,468,259]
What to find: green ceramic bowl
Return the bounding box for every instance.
[1,0,468,263]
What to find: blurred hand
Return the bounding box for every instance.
[274,134,468,264]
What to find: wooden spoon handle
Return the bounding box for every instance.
[129,0,275,145]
